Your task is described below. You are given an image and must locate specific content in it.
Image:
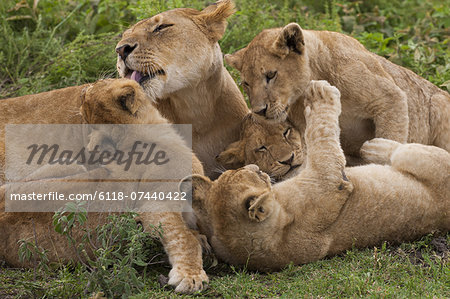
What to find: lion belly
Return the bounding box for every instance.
[327,164,442,255]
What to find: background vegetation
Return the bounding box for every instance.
[0,0,449,99]
[0,0,449,297]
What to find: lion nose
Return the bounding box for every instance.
[255,104,268,117]
[116,43,137,61]
[279,153,294,165]
[244,164,260,172]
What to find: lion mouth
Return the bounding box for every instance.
[125,68,165,85]
[282,164,301,177]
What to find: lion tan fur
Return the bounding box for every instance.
[225,23,450,162]
[0,79,208,293]
[0,85,86,184]
[115,0,249,176]
[186,80,449,270]
[216,113,304,181]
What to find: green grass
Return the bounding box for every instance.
[1,0,449,297]
[1,0,449,98]
[1,234,448,298]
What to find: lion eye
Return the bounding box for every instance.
[242,81,250,88]
[283,128,291,139]
[265,71,277,83]
[245,196,256,210]
[255,145,267,152]
[153,23,174,33]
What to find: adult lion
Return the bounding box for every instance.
[115,0,249,176]
[225,23,450,161]
[0,79,208,293]
[184,80,449,270]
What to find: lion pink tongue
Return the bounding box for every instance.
[130,71,143,83]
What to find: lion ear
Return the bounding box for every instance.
[271,23,305,58]
[118,88,141,115]
[194,0,236,41]
[179,174,213,210]
[216,141,245,169]
[224,48,245,71]
[247,192,273,222]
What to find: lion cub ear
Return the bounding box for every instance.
[179,174,213,210]
[216,141,245,169]
[271,23,305,58]
[246,192,273,222]
[194,0,236,41]
[118,88,141,115]
[224,48,245,71]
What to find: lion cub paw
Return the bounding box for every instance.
[87,130,114,152]
[168,265,208,294]
[303,80,341,118]
[360,138,401,165]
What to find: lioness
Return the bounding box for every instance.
[184,80,449,270]
[0,79,208,293]
[225,23,450,161]
[116,0,249,176]
[216,113,304,181]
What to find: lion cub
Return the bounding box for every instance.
[225,23,450,162]
[1,79,207,294]
[216,113,304,181]
[185,80,449,270]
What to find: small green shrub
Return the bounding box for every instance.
[17,201,165,298]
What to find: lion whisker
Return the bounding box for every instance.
[212,165,228,175]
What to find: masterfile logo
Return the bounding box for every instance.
[4,124,193,213]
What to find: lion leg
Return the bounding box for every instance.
[371,91,409,143]
[389,143,450,230]
[300,81,354,229]
[22,163,88,181]
[340,64,409,143]
[389,143,450,184]
[362,138,450,183]
[137,212,208,294]
[303,81,349,186]
[360,138,401,165]
[430,92,450,151]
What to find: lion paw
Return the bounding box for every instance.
[168,265,208,294]
[87,130,102,152]
[197,233,213,255]
[87,130,115,153]
[303,80,341,118]
[360,138,401,165]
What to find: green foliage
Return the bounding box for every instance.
[338,0,450,89]
[18,238,50,272]
[5,233,448,298]
[52,202,164,298]
[15,201,164,298]
[1,0,448,98]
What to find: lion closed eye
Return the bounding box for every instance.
[115,0,249,178]
[188,80,450,272]
[225,22,450,162]
[216,113,304,181]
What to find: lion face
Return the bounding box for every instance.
[116,1,235,100]
[182,165,273,235]
[181,165,282,263]
[216,113,304,181]
[225,23,311,121]
[80,78,166,125]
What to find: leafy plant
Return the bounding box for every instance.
[50,201,165,298]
